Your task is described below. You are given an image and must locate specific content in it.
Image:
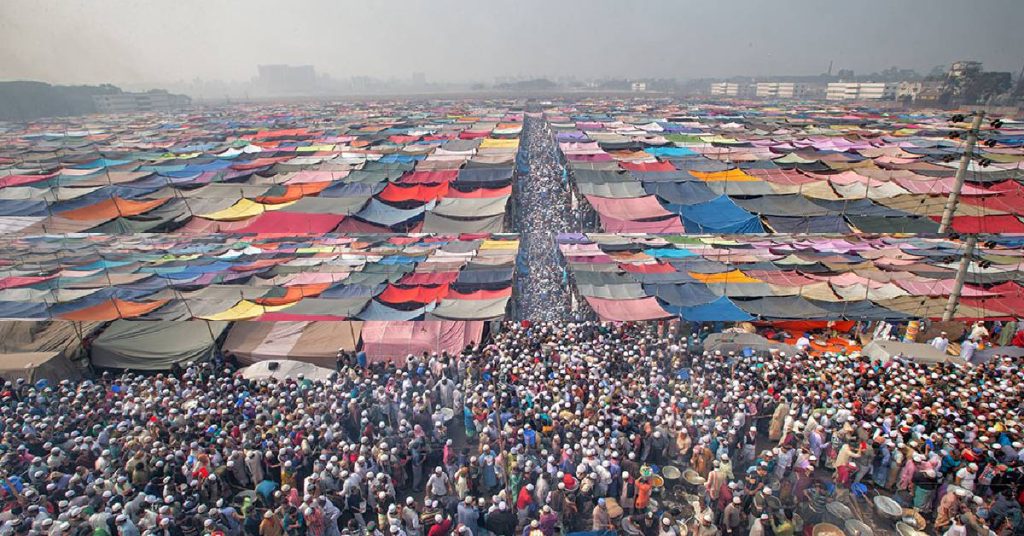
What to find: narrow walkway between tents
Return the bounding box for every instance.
[514,114,572,320]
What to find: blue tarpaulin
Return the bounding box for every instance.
[673,196,765,233]
[663,296,754,322]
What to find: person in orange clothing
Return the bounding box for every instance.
[634,477,653,511]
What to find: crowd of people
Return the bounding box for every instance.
[513,116,573,321]
[2,320,1023,536]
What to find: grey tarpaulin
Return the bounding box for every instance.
[429,297,511,320]
[90,320,228,370]
[422,213,505,233]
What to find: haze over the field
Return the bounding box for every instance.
[2,0,1022,85]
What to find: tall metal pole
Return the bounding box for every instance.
[938,112,985,233]
[942,234,977,321]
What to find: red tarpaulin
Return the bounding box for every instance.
[0,274,58,289]
[620,161,677,172]
[378,284,450,304]
[928,215,1024,233]
[378,182,450,203]
[585,296,672,322]
[361,320,484,365]
[255,182,333,204]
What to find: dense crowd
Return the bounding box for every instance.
[2,321,1023,536]
[514,116,573,321]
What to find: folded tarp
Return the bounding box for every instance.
[280,196,369,214]
[846,215,940,233]
[674,196,765,233]
[577,181,647,198]
[355,299,434,321]
[599,215,684,233]
[643,283,719,306]
[576,282,646,299]
[733,195,835,217]
[431,196,509,218]
[764,215,851,234]
[255,298,370,320]
[456,167,514,183]
[643,181,718,205]
[0,352,81,382]
[90,320,227,370]
[661,296,754,322]
[360,320,483,366]
[222,321,362,367]
[429,296,510,320]
[355,198,429,226]
[585,296,673,321]
[734,296,834,319]
[422,212,505,233]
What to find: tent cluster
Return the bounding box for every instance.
[0,102,523,234]
[0,318,483,374]
[549,104,1024,234]
[557,233,1024,322]
[0,233,518,322]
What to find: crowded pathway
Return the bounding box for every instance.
[514,115,573,321]
[2,321,1023,536]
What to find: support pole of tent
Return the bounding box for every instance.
[938,112,984,234]
[942,234,977,322]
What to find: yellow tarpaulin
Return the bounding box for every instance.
[479,240,520,250]
[688,270,763,284]
[478,138,520,149]
[199,199,295,221]
[199,300,294,321]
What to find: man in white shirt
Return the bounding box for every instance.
[930,332,949,353]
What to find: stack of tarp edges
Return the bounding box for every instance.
[547,103,1023,235]
[0,233,518,322]
[557,232,1024,322]
[0,102,524,235]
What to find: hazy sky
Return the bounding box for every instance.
[2,0,1022,86]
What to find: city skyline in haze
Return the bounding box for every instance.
[2,0,1022,88]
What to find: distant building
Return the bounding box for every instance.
[915,80,948,105]
[896,81,923,101]
[949,61,983,80]
[631,82,647,92]
[710,82,739,96]
[826,82,894,101]
[92,90,191,113]
[256,64,317,95]
[755,82,796,98]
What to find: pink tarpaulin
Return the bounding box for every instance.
[361,321,484,366]
[586,195,673,221]
[895,278,1001,297]
[585,296,672,322]
[233,212,345,234]
[598,215,684,233]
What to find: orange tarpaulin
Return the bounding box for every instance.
[689,270,762,284]
[378,284,450,304]
[379,182,450,203]
[620,161,676,172]
[255,182,333,204]
[690,169,761,182]
[59,299,168,321]
[255,283,331,306]
[59,197,169,221]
